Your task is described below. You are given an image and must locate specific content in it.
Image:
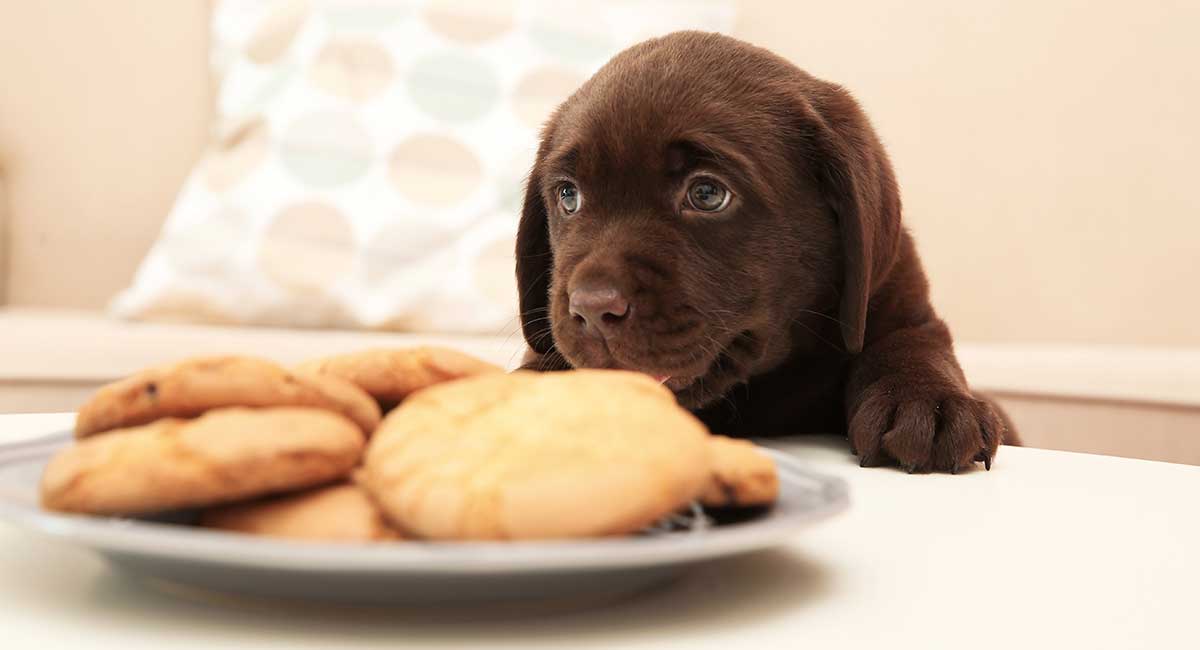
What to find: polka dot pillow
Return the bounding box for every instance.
[111,0,737,334]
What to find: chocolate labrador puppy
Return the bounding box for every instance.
[515,31,1016,472]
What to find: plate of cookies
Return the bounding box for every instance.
[0,348,848,605]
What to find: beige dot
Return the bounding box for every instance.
[245,0,310,64]
[136,291,240,326]
[512,66,583,130]
[388,135,482,207]
[258,202,356,294]
[202,117,270,191]
[363,220,457,285]
[373,311,438,333]
[473,233,518,308]
[309,38,395,102]
[424,0,516,44]
[163,206,247,274]
[255,295,359,329]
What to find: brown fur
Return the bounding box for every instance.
[515,31,1018,473]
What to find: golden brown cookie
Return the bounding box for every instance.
[294,346,503,408]
[699,435,780,508]
[363,370,710,540]
[42,407,365,515]
[74,356,381,438]
[200,482,401,542]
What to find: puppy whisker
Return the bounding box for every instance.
[794,308,846,328]
[789,317,844,354]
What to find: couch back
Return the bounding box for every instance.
[2,0,1198,345]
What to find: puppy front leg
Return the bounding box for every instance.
[844,319,1007,473]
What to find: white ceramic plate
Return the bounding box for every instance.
[0,432,848,605]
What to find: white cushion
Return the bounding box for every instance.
[111,0,737,333]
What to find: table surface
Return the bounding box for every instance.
[2,413,1198,650]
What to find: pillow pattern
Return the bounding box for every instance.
[111,0,737,333]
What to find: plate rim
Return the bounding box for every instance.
[0,431,849,574]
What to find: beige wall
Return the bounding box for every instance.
[1,1,1197,345]
[0,0,212,308]
[738,0,1200,346]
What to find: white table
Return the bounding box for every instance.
[3,413,1197,649]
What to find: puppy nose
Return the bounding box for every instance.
[569,286,630,338]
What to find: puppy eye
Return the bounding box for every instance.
[558,184,581,214]
[687,179,731,212]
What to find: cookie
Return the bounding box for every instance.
[698,435,780,508]
[363,370,710,540]
[294,347,503,408]
[75,356,381,438]
[42,407,364,515]
[201,482,400,542]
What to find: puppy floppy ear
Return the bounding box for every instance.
[515,165,554,354]
[804,88,902,353]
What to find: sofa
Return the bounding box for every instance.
[2,1,1197,464]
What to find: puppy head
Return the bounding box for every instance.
[517,31,900,409]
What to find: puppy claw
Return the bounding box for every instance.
[984,456,992,471]
[858,452,882,468]
[904,464,917,474]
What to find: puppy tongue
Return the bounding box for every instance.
[650,374,671,384]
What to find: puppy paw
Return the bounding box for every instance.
[848,377,1002,473]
